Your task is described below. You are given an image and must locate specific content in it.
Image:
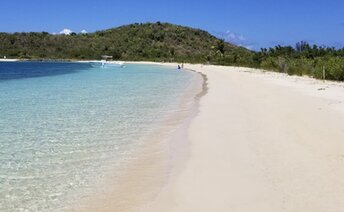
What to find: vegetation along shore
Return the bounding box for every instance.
[1,22,344,81]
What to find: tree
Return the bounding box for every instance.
[216,39,225,55]
[296,41,310,53]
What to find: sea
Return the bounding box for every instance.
[0,61,201,211]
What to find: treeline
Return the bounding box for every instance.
[0,22,343,81]
[253,41,344,81]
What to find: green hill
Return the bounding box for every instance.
[0,22,254,65]
[1,22,344,81]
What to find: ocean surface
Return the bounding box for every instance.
[0,62,200,211]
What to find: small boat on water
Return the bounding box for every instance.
[90,55,125,68]
[104,55,125,68]
[101,60,125,68]
[89,60,125,69]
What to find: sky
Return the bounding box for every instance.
[0,0,343,50]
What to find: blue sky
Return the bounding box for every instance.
[0,0,343,50]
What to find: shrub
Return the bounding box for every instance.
[314,57,344,81]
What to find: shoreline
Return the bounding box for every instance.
[0,60,205,211]
[68,63,205,211]
[2,58,344,85]
[0,59,18,62]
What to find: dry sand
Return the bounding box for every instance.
[146,64,344,212]
[0,59,18,62]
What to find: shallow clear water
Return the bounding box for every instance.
[0,62,199,211]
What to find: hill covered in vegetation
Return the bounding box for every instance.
[0,22,254,65]
[1,22,344,81]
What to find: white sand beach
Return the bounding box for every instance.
[4,59,343,211]
[0,59,18,62]
[145,64,344,212]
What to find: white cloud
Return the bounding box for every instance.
[238,35,246,41]
[60,29,73,35]
[221,31,246,43]
[240,44,254,50]
[81,29,87,34]
[214,30,256,50]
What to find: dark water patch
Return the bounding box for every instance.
[0,62,92,81]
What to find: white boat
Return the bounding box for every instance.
[98,55,125,68]
[100,60,125,68]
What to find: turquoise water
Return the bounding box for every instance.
[0,62,199,211]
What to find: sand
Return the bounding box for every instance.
[145,64,344,212]
[0,59,18,62]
